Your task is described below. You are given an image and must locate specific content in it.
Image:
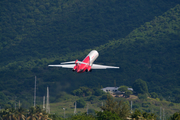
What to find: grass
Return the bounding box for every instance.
[49,92,180,118]
[50,93,103,117]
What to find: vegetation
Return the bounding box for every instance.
[150,92,158,99]
[76,99,86,108]
[48,90,180,119]
[118,85,133,98]
[96,111,122,120]
[131,109,157,120]
[124,90,133,98]
[0,106,51,120]
[170,111,180,120]
[100,95,130,119]
[132,79,148,95]
[72,87,105,97]
[0,95,179,120]
[0,0,180,114]
[118,86,128,92]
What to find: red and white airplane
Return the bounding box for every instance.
[48,50,119,73]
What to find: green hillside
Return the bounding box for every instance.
[95,4,180,101]
[1,0,179,62]
[0,0,180,108]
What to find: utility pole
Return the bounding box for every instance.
[131,101,133,113]
[87,104,89,115]
[160,107,162,120]
[163,108,165,120]
[63,108,65,118]
[43,96,45,110]
[102,102,103,112]
[15,96,17,109]
[34,76,36,107]
[19,100,20,109]
[46,87,50,114]
[74,101,76,114]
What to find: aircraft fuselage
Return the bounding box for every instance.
[73,50,99,73]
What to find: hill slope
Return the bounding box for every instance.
[95,4,180,101]
[1,0,180,62]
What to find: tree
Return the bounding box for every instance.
[27,106,50,120]
[174,95,180,103]
[88,109,95,115]
[96,111,122,120]
[76,99,86,108]
[138,94,148,100]
[86,91,92,96]
[142,112,157,120]
[100,94,108,100]
[170,111,180,120]
[15,107,26,120]
[71,113,96,120]
[131,109,142,120]
[124,90,133,98]
[72,89,83,96]
[118,86,133,98]
[150,92,158,99]
[1,108,17,120]
[132,79,148,94]
[0,92,8,104]
[100,95,130,119]
[94,88,104,96]
[27,106,38,120]
[79,87,93,96]
[72,87,93,97]
[118,86,128,92]
[131,109,157,120]
[87,95,95,101]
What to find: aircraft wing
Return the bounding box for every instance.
[48,64,75,68]
[91,64,119,69]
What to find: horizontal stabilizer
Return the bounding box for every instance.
[91,64,119,69]
[61,61,88,65]
[61,61,76,64]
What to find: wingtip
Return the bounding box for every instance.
[114,67,119,69]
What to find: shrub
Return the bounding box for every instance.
[142,102,151,108]
[100,94,107,100]
[150,92,158,98]
[94,89,104,96]
[138,94,148,100]
[87,95,95,101]
[132,104,140,109]
[76,98,86,108]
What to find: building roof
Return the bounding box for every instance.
[101,87,133,91]
[101,87,119,90]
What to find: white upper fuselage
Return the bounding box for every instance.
[83,50,99,66]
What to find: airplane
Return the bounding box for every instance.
[48,50,119,73]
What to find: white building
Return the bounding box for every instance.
[101,87,119,93]
[101,87,133,93]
